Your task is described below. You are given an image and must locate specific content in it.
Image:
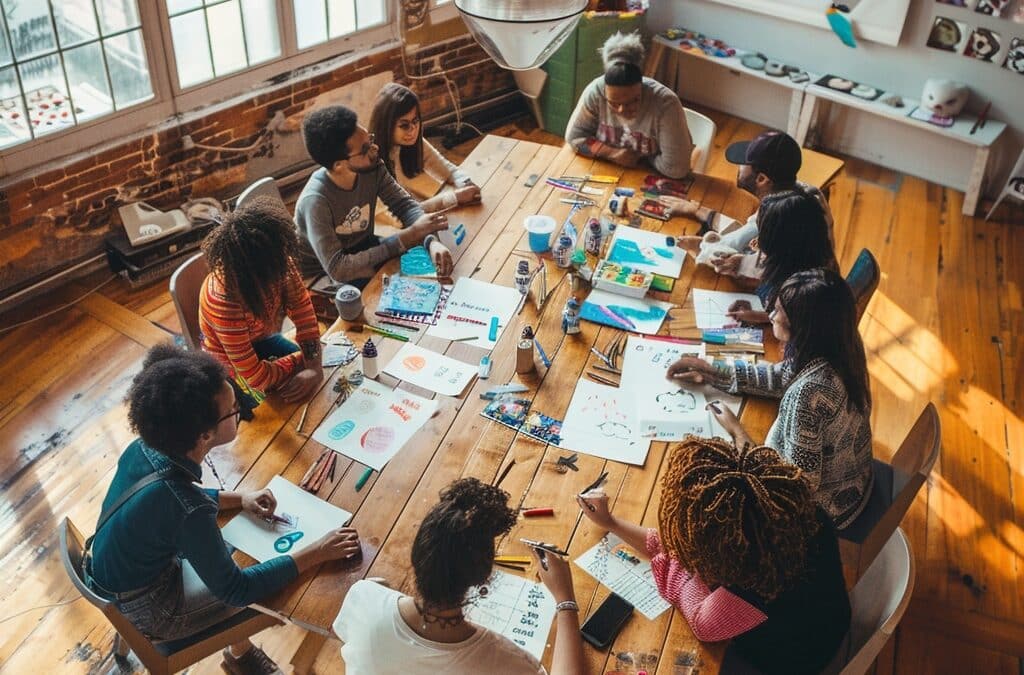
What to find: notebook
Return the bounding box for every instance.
[378,277,442,316]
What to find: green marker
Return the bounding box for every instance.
[355,466,374,491]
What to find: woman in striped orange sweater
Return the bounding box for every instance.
[199,197,323,403]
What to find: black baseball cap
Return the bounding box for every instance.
[725,130,802,183]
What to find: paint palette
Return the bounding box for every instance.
[592,260,654,298]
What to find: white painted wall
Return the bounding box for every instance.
[649,0,1024,199]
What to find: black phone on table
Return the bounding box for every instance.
[580,592,634,649]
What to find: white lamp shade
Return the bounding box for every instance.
[454,0,588,70]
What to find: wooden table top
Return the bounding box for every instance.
[228,137,785,674]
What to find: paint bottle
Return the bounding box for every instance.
[514,260,531,295]
[361,338,379,379]
[553,235,573,268]
[584,217,603,256]
[562,296,582,335]
[517,326,535,374]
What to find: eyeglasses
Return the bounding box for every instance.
[347,132,376,160]
[217,406,241,425]
[396,117,421,132]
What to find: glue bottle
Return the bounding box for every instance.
[361,338,379,379]
[514,260,531,295]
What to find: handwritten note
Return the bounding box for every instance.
[382,342,476,397]
[426,277,521,347]
[574,533,671,620]
[465,570,556,661]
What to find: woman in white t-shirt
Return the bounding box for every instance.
[369,83,481,213]
[333,478,586,675]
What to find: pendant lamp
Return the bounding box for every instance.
[454,0,588,70]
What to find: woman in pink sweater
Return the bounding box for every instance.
[578,437,850,675]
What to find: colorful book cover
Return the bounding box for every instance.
[378,277,442,316]
[481,397,563,445]
[642,174,695,198]
[375,284,451,326]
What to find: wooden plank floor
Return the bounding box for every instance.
[1,110,1022,674]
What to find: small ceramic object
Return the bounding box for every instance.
[361,338,379,379]
[920,78,969,117]
[851,84,879,99]
[333,285,363,321]
[827,77,855,92]
[740,52,767,70]
[764,60,787,76]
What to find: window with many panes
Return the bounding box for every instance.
[0,0,152,150]
[0,0,391,163]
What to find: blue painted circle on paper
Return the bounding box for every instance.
[329,420,356,440]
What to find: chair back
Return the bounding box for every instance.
[845,248,880,321]
[236,177,284,210]
[169,252,210,350]
[684,108,716,174]
[831,528,915,674]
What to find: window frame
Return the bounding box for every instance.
[0,0,398,178]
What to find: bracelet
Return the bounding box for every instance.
[555,600,579,613]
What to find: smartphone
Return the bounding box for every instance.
[580,593,634,649]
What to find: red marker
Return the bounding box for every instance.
[522,507,555,517]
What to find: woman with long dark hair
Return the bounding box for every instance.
[577,437,850,675]
[565,32,693,178]
[200,197,323,402]
[726,188,838,324]
[369,83,481,212]
[668,268,873,529]
[333,478,586,674]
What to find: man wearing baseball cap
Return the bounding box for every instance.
[666,130,833,278]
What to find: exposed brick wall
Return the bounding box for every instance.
[0,35,516,297]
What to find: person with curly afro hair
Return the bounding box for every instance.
[334,477,587,674]
[88,344,361,675]
[578,437,850,675]
[200,196,323,402]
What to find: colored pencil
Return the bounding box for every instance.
[355,466,373,491]
[533,339,551,368]
[450,335,478,342]
[378,319,419,331]
[362,324,410,342]
[296,402,311,434]
[587,372,619,386]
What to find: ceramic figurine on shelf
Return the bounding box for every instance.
[912,78,969,128]
[562,296,582,335]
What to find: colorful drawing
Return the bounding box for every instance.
[221,475,353,562]
[481,397,564,446]
[560,380,650,465]
[606,225,686,280]
[312,380,438,470]
[383,343,476,397]
[399,246,437,277]
[378,277,442,316]
[619,336,710,441]
[580,288,674,335]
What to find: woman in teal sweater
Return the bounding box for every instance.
[88,344,360,674]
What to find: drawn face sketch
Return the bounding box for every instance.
[597,420,633,441]
[656,389,697,414]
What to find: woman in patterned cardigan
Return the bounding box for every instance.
[668,268,873,529]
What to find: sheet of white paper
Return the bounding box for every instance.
[619,336,712,440]
[574,533,671,620]
[221,475,353,563]
[691,289,764,329]
[311,379,438,470]
[464,570,556,661]
[382,342,476,397]
[607,225,687,279]
[425,277,521,347]
[559,380,651,465]
[580,288,675,335]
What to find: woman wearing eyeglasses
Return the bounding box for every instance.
[87,344,361,675]
[370,83,481,213]
[565,32,694,179]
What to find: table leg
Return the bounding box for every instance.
[787,90,804,139]
[963,146,990,216]
[291,631,328,675]
[795,93,818,146]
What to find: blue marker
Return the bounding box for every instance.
[534,339,551,368]
[488,316,500,342]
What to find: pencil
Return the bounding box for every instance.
[450,335,478,342]
[300,450,328,487]
[362,324,410,342]
[355,466,373,491]
[587,372,619,386]
[378,319,419,331]
[296,402,311,434]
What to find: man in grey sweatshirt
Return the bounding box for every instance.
[295,105,452,286]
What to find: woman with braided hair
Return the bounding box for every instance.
[334,477,587,674]
[199,197,323,402]
[565,31,694,178]
[578,437,850,674]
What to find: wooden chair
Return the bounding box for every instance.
[59,517,281,675]
[845,248,880,321]
[824,528,915,675]
[168,252,209,350]
[839,403,940,574]
[684,107,716,175]
[235,176,284,211]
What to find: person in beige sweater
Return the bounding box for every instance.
[370,83,481,213]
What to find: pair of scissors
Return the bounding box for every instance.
[578,471,609,512]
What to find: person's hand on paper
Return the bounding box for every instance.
[242,488,277,519]
[666,355,712,384]
[428,239,454,280]
[726,300,769,325]
[531,547,575,603]
[576,490,615,530]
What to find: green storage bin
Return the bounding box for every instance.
[539,11,647,136]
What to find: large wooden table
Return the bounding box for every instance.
[224,137,796,674]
